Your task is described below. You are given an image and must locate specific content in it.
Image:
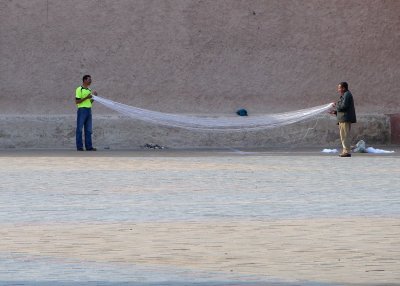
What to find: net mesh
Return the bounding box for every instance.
[93,95,333,131]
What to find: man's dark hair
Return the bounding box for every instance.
[82,75,91,82]
[339,82,348,91]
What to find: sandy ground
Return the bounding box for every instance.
[0,149,399,285]
[1,219,400,284]
[0,146,399,157]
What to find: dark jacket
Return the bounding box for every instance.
[336,91,356,123]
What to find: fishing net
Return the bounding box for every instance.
[93,95,333,131]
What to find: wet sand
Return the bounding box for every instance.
[0,149,399,285]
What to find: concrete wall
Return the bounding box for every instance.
[0,114,390,149]
[1,1,399,148]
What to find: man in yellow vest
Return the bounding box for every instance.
[75,75,97,151]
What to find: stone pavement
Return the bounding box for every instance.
[0,150,399,285]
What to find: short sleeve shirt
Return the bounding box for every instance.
[75,86,92,108]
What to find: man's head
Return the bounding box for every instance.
[82,75,92,86]
[337,82,348,95]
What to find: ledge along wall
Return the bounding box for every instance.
[1,1,399,148]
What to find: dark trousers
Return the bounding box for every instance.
[76,108,93,150]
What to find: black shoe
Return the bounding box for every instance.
[86,147,97,151]
[339,153,351,157]
[77,148,84,151]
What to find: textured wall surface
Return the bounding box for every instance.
[0,114,390,149]
[0,0,399,147]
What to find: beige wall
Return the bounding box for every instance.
[1,0,399,115]
[0,1,399,148]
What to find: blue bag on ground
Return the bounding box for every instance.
[236,109,248,116]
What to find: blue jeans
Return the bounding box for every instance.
[76,108,93,150]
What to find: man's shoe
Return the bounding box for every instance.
[77,148,84,151]
[86,147,97,151]
[339,153,351,157]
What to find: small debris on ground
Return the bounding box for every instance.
[141,143,166,150]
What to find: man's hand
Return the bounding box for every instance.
[328,102,337,115]
[89,92,96,103]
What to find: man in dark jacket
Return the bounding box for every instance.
[332,82,356,157]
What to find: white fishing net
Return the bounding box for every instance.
[93,95,333,131]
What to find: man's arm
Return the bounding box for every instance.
[89,91,97,103]
[329,102,337,115]
[336,93,351,112]
[75,94,92,104]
